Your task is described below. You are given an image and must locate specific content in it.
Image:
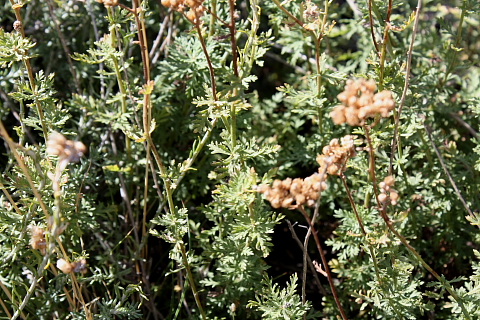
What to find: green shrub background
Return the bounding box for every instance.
[0,0,479,318]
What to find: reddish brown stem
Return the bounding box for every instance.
[364,125,381,208]
[340,174,366,235]
[298,206,348,320]
[368,0,380,53]
[228,0,239,77]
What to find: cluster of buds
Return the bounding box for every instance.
[378,176,399,206]
[56,258,87,274]
[303,0,319,22]
[316,135,356,175]
[330,79,395,126]
[46,132,86,194]
[95,0,118,8]
[161,0,205,24]
[46,132,86,165]
[257,174,327,209]
[29,226,46,255]
[258,136,357,209]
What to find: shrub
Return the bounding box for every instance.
[0,0,479,319]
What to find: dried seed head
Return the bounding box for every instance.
[95,0,119,7]
[72,259,88,274]
[161,0,205,21]
[303,0,319,21]
[47,132,86,163]
[384,175,395,187]
[57,258,87,274]
[377,193,388,204]
[317,135,357,176]
[258,136,358,210]
[13,20,22,32]
[257,172,327,210]
[378,176,399,206]
[29,226,46,255]
[330,79,395,126]
[57,259,74,274]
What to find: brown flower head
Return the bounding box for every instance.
[330,79,395,126]
[29,226,46,255]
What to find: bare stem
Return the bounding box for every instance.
[423,120,476,224]
[0,121,50,219]
[363,125,381,208]
[368,0,380,53]
[378,0,392,91]
[286,220,328,297]
[297,205,347,320]
[389,0,422,175]
[108,8,131,160]
[340,175,366,235]
[194,22,217,101]
[45,0,82,95]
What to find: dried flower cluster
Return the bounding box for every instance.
[258,136,357,209]
[378,175,399,206]
[47,132,86,164]
[29,226,46,255]
[46,132,86,194]
[56,258,87,274]
[303,0,319,21]
[330,79,395,126]
[316,135,356,175]
[95,0,118,8]
[161,0,205,24]
[13,20,22,32]
[257,174,327,209]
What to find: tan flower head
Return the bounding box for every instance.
[47,132,86,163]
[330,79,395,126]
[95,0,119,8]
[161,0,205,23]
[29,226,46,255]
[258,136,357,210]
[257,174,327,209]
[378,175,399,206]
[316,135,356,176]
[57,258,88,274]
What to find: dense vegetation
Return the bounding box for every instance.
[0,0,479,318]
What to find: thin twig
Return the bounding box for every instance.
[340,175,366,235]
[149,10,171,61]
[228,0,239,78]
[11,246,52,320]
[378,0,393,91]
[9,0,49,142]
[45,0,82,95]
[364,125,381,208]
[0,121,50,219]
[423,120,476,223]
[448,112,479,139]
[270,0,305,29]
[286,220,328,296]
[194,21,217,100]
[389,0,422,175]
[368,0,380,53]
[296,164,329,308]
[297,205,347,320]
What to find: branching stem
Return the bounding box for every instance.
[297,205,347,320]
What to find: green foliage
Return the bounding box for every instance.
[0,0,479,319]
[247,273,319,319]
